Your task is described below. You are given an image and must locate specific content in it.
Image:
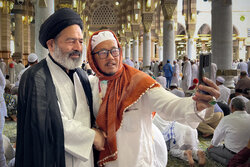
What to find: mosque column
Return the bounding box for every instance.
[132,24,140,68]
[0,1,11,64]
[30,20,35,53]
[183,0,197,60]
[34,0,54,60]
[142,12,153,71]
[161,0,177,65]
[125,31,132,60]
[23,16,31,64]
[139,37,143,62]
[212,0,236,88]
[158,35,163,62]
[151,39,155,60]
[238,38,246,60]
[13,12,24,60]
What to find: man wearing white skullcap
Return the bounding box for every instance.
[87,29,220,167]
[15,53,39,87]
[216,76,231,104]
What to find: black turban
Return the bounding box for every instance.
[39,8,83,49]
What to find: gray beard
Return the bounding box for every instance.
[53,45,83,70]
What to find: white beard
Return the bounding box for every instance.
[53,44,83,70]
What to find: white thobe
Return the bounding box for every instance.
[90,76,206,167]
[153,62,160,77]
[156,76,166,89]
[14,63,25,82]
[172,64,180,87]
[211,111,250,153]
[153,114,200,161]
[0,62,6,77]
[211,63,217,83]
[217,84,231,104]
[182,61,192,92]
[47,57,95,167]
[191,64,198,81]
[237,62,248,75]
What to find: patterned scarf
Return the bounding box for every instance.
[87,30,160,166]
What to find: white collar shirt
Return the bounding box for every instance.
[211,111,250,153]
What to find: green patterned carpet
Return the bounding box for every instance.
[3,120,224,167]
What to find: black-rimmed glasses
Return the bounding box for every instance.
[92,48,120,59]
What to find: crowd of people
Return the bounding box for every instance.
[0,8,249,167]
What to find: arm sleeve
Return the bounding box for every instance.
[211,118,226,146]
[146,87,205,129]
[58,102,95,162]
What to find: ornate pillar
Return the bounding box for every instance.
[139,37,143,61]
[161,0,177,65]
[30,20,35,53]
[238,38,246,60]
[142,12,153,71]
[158,35,163,62]
[132,24,140,69]
[35,0,54,60]
[125,32,132,60]
[13,5,24,60]
[212,0,236,88]
[183,0,197,60]
[23,17,31,64]
[0,1,11,64]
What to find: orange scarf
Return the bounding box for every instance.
[87,30,160,166]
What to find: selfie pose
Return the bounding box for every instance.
[87,30,220,167]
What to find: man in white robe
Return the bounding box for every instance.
[14,60,25,82]
[211,63,217,83]
[0,59,6,77]
[87,30,220,167]
[182,56,192,92]
[172,60,180,87]
[216,76,231,104]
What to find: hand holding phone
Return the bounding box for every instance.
[198,53,211,95]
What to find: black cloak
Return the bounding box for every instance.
[15,59,95,167]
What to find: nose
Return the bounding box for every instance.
[73,40,82,51]
[106,50,114,60]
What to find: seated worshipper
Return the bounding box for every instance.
[156,72,166,89]
[15,8,105,167]
[235,71,250,99]
[229,89,249,108]
[227,139,250,167]
[169,83,185,97]
[216,76,231,104]
[87,30,220,167]
[197,103,224,138]
[4,84,17,121]
[188,78,199,90]
[153,113,206,167]
[207,97,250,166]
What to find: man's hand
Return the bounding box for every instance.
[93,128,107,151]
[192,77,220,111]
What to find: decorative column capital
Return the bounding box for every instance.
[142,12,154,33]
[161,0,177,20]
[131,23,140,39]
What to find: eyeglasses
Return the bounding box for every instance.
[92,48,120,59]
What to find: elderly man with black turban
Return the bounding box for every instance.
[15,8,105,167]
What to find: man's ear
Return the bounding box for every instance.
[46,39,55,53]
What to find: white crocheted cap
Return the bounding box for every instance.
[91,31,116,50]
[28,53,38,63]
[216,76,225,84]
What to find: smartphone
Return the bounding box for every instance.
[198,53,211,94]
